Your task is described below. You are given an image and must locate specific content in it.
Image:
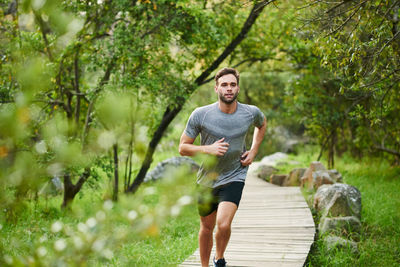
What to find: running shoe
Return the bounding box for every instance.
[213,257,226,267]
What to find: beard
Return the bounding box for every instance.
[219,92,238,104]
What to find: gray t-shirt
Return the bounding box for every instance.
[184,102,265,188]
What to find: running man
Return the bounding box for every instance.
[179,67,267,267]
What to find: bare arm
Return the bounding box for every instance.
[240,116,267,166]
[179,132,229,157]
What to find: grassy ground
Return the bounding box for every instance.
[276,146,400,267]
[307,155,400,267]
[2,146,399,266]
[107,204,198,266]
[0,160,200,266]
[1,201,199,266]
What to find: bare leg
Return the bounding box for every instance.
[199,211,216,267]
[215,201,238,260]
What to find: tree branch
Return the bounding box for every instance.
[62,167,91,208]
[376,0,400,30]
[74,48,81,127]
[325,1,347,14]
[297,0,322,11]
[82,56,117,150]
[126,0,275,194]
[33,11,53,62]
[140,14,174,39]
[202,56,279,84]
[373,145,400,157]
[376,30,400,56]
[325,3,363,37]
[126,105,182,193]
[195,0,276,86]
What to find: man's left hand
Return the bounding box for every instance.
[240,150,256,166]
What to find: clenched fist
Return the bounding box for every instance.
[205,137,229,156]
[240,150,256,166]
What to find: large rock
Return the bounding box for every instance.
[314,183,362,219]
[301,162,344,190]
[310,161,327,171]
[269,126,306,153]
[260,152,288,167]
[319,216,361,237]
[285,168,306,186]
[270,174,288,186]
[256,165,279,181]
[39,176,64,196]
[315,183,362,240]
[144,157,200,182]
[327,169,343,183]
[300,161,327,189]
[323,235,358,253]
[313,170,335,188]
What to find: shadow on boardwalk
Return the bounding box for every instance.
[180,164,315,267]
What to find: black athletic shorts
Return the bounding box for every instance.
[197,181,245,217]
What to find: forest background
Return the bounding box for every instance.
[0,0,399,266]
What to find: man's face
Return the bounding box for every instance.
[215,74,239,104]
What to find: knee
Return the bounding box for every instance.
[217,221,231,234]
[200,224,214,236]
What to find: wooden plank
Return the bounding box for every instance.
[229,228,315,233]
[231,218,314,224]
[179,170,315,267]
[181,258,307,267]
[225,241,314,246]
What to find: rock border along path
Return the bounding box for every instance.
[180,164,315,267]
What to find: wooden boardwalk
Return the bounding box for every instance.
[180,167,315,267]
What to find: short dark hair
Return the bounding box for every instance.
[215,67,239,85]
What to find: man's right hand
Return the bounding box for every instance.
[205,138,229,156]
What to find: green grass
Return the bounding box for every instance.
[1,201,199,266]
[2,146,399,266]
[327,157,400,267]
[273,147,400,267]
[107,205,199,266]
[0,162,200,266]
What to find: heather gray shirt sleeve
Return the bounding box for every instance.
[184,108,201,139]
[250,105,265,128]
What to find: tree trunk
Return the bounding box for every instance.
[317,129,331,162]
[62,167,91,208]
[328,129,336,169]
[124,124,134,191]
[74,49,81,127]
[126,105,182,193]
[112,143,119,201]
[126,0,273,194]
[243,87,253,105]
[82,56,116,150]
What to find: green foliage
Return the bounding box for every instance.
[1,0,276,263]
[0,0,269,212]
[299,0,400,161]
[3,0,399,264]
[0,161,198,266]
